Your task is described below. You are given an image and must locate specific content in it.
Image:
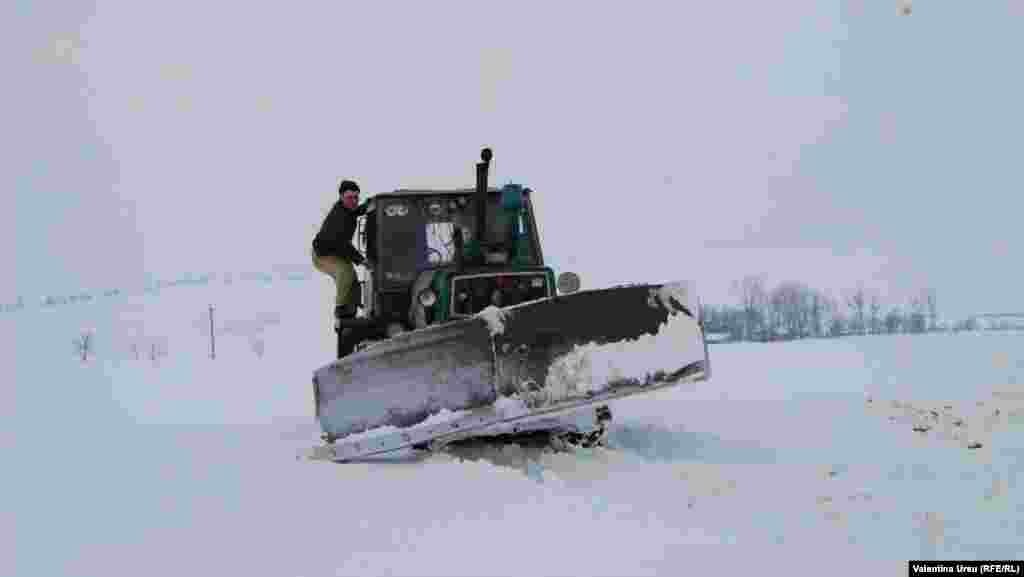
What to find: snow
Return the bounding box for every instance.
[476,304,509,336]
[544,310,705,399]
[654,280,700,320]
[5,275,1024,576]
[322,407,474,448]
[492,394,530,419]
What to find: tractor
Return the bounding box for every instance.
[333,148,580,358]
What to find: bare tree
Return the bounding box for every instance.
[769,281,815,339]
[821,294,843,337]
[768,284,788,339]
[798,286,813,338]
[702,304,741,341]
[884,307,903,334]
[762,284,781,340]
[712,278,943,341]
[845,285,868,335]
[906,296,927,334]
[868,291,883,335]
[923,288,938,332]
[726,306,745,341]
[711,305,745,342]
[807,289,828,339]
[733,275,767,341]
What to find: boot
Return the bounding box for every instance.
[336,328,356,358]
[334,304,357,358]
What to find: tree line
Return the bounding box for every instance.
[700,275,951,342]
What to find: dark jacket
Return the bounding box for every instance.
[313,200,368,264]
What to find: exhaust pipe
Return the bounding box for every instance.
[475,148,492,257]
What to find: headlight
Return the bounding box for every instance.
[557,271,581,294]
[418,288,437,307]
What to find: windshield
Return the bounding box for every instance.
[425,221,458,265]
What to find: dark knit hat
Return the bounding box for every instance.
[339,180,360,195]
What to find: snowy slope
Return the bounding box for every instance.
[5,275,1023,576]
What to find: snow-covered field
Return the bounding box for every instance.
[5,276,1023,576]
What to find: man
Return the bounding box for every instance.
[312,180,369,319]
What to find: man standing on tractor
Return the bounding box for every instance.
[312,180,369,321]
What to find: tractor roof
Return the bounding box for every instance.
[372,186,528,199]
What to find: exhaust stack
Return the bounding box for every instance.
[475,148,492,257]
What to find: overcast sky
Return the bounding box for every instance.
[5,0,1021,319]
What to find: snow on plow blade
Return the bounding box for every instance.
[311,281,710,460]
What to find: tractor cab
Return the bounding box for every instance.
[336,149,580,357]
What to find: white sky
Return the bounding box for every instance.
[4,0,1022,318]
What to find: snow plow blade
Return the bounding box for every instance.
[310,281,710,462]
[313,319,498,439]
